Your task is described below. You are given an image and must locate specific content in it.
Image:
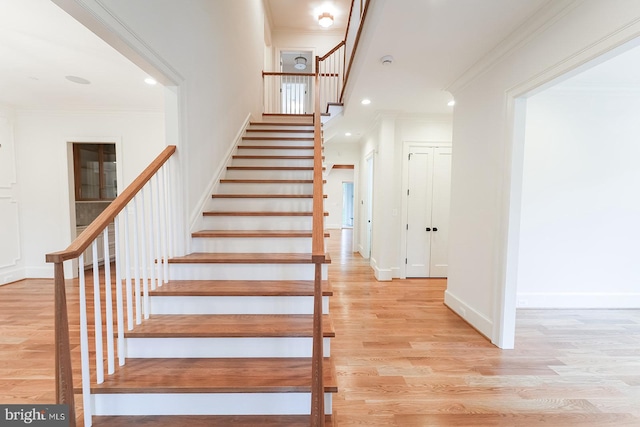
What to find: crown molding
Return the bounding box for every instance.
[446,0,582,95]
[52,0,185,86]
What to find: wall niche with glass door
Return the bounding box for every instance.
[73,143,117,201]
[73,143,117,268]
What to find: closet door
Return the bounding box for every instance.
[404,145,451,278]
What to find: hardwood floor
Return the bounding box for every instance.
[1,229,640,426]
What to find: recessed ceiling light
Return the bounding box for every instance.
[145,77,157,85]
[447,100,456,106]
[65,75,91,85]
[361,99,371,105]
[345,132,352,136]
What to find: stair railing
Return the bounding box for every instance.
[46,145,178,427]
[262,71,315,114]
[310,55,326,427]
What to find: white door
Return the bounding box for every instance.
[430,147,451,277]
[405,148,434,277]
[405,145,451,277]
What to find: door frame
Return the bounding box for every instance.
[400,141,451,279]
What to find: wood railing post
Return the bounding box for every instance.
[53,261,76,427]
[310,262,324,426]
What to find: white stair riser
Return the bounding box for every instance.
[125,337,331,358]
[92,392,332,416]
[217,183,313,194]
[241,136,314,144]
[236,148,314,156]
[191,237,312,253]
[150,296,330,315]
[231,158,314,167]
[201,216,313,230]
[225,169,313,180]
[167,263,328,281]
[210,198,313,211]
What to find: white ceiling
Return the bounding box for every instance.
[2,0,639,135]
[0,0,163,111]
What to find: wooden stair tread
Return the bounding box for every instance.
[203,211,328,216]
[86,358,337,394]
[168,252,331,264]
[227,166,320,170]
[237,145,314,149]
[219,179,318,183]
[249,121,313,127]
[124,314,334,338]
[242,137,314,141]
[91,415,334,426]
[192,230,330,238]
[246,128,314,133]
[232,155,316,160]
[149,280,333,297]
[212,194,326,199]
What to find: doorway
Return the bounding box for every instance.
[342,182,354,228]
[402,143,451,278]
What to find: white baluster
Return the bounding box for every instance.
[123,206,133,330]
[133,196,142,325]
[91,241,104,384]
[159,166,169,283]
[78,254,92,427]
[103,227,115,375]
[114,216,126,365]
[140,187,150,320]
[149,179,158,291]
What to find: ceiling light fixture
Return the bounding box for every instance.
[345,132,352,136]
[318,12,334,28]
[380,55,394,65]
[145,77,157,85]
[361,98,371,105]
[448,100,456,106]
[294,56,307,70]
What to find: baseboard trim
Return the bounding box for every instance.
[444,290,493,340]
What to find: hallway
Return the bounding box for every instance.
[328,229,640,426]
[0,229,639,425]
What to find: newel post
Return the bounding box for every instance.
[53,260,76,426]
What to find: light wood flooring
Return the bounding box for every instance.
[1,229,640,426]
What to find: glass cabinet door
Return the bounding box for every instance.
[74,143,117,201]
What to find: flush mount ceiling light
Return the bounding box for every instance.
[318,12,334,28]
[361,98,371,105]
[294,56,307,70]
[65,75,91,85]
[447,100,456,106]
[144,77,157,85]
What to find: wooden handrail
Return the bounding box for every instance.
[339,0,372,104]
[262,71,315,77]
[319,40,345,61]
[310,55,325,427]
[46,145,176,264]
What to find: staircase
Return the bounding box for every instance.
[87,117,336,426]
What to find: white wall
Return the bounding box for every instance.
[358,115,452,280]
[516,88,640,308]
[324,143,359,230]
[94,0,267,234]
[9,108,164,280]
[0,107,22,285]
[271,31,343,69]
[446,0,640,347]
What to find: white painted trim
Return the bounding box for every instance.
[444,290,493,340]
[446,0,582,95]
[0,196,21,270]
[517,293,640,309]
[496,19,640,349]
[371,257,392,281]
[51,0,185,86]
[0,265,24,286]
[24,266,54,278]
[189,114,251,233]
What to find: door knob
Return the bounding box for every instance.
[433,227,438,232]
[426,227,431,231]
